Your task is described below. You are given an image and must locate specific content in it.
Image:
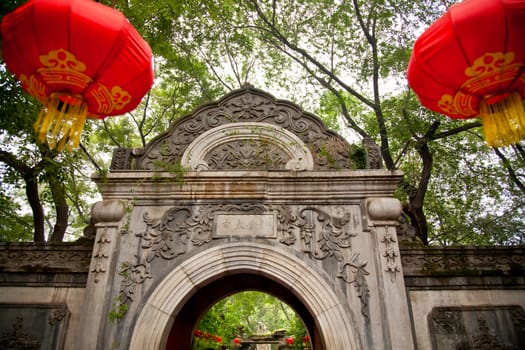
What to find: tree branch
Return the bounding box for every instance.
[249,0,375,109]
[431,120,482,140]
[0,149,46,241]
[102,119,122,148]
[79,143,102,173]
[351,0,394,169]
[493,147,525,194]
[47,170,69,242]
[138,90,151,147]
[272,43,369,138]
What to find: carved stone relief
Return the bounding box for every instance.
[400,248,525,276]
[181,122,314,171]
[380,228,401,282]
[396,213,420,243]
[459,318,516,350]
[133,203,298,263]
[365,198,403,284]
[0,304,70,350]
[296,207,370,317]
[110,148,132,171]
[117,203,370,317]
[118,262,152,307]
[431,309,466,335]
[110,86,358,171]
[429,306,525,350]
[0,246,92,273]
[91,227,111,283]
[48,304,69,326]
[0,316,41,349]
[362,136,383,169]
[203,139,290,170]
[90,200,126,284]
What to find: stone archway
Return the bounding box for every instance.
[129,242,359,350]
[166,273,318,349]
[81,86,414,350]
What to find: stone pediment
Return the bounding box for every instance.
[110,85,366,171]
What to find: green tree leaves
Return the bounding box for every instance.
[1,0,523,245]
[195,291,307,349]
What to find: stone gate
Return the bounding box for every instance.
[77,85,412,350]
[1,86,524,350]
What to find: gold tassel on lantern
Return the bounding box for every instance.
[33,93,88,152]
[479,92,525,147]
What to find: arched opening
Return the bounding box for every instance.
[166,273,318,349]
[129,243,358,350]
[194,290,310,349]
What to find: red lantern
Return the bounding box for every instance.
[407,0,525,147]
[286,336,294,345]
[1,0,153,151]
[303,335,310,344]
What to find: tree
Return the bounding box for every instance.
[237,0,523,244]
[0,62,77,241]
[195,291,307,349]
[138,0,522,245]
[1,0,523,245]
[0,0,224,242]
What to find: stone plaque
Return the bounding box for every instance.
[0,303,70,350]
[214,214,276,238]
[429,306,525,350]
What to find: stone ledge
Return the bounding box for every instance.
[0,241,93,273]
[0,241,93,272]
[400,246,525,289]
[0,272,88,288]
[0,242,92,287]
[93,169,404,202]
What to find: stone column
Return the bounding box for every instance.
[78,200,125,350]
[365,197,415,350]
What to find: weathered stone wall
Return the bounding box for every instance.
[401,246,525,349]
[0,244,523,349]
[81,169,411,350]
[0,87,523,350]
[77,86,413,350]
[0,242,91,349]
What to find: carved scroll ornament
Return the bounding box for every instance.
[297,207,370,317]
[181,122,314,171]
[118,203,370,317]
[110,86,357,171]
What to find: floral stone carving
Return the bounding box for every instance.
[297,207,370,317]
[430,306,524,350]
[117,204,370,318]
[0,316,41,349]
[204,139,290,170]
[110,85,359,171]
[91,228,111,283]
[181,122,314,171]
[380,229,401,282]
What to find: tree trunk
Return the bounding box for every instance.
[0,150,47,242]
[48,174,68,242]
[407,140,433,244]
[24,174,46,242]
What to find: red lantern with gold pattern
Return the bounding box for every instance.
[407,0,525,147]
[1,0,153,151]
